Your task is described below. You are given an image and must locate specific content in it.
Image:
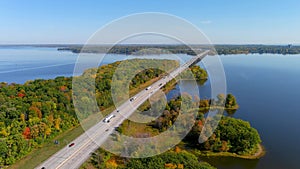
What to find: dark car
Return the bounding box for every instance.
[69,143,75,147]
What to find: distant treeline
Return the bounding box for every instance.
[215,44,299,55]
[58,44,300,55]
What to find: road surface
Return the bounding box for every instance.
[35,50,209,169]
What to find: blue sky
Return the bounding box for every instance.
[0,0,299,44]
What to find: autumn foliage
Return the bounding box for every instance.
[22,127,31,139]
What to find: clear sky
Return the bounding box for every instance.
[0,0,300,44]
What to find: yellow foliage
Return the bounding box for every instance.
[20,113,25,122]
[165,163,177,169]
[177,164,184,169]
[48,114,54,126]
[106,158,118,169]
[32,102,42,107]
[45,126,52,137]
[54,117,61,130]
[175,146,181,153]
[0,128,8,137]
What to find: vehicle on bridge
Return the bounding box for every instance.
[130,96,137,101]
[68,143,75,147]
[103,114,116,123]
[146,86,152,90]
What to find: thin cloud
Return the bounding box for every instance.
[200,20,212,24]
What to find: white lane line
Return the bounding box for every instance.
[55,123,109,169]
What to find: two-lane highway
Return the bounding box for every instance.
[35,50,209,169]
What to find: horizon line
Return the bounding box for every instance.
[0,43,298,46]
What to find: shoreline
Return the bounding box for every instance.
[196,144,265,160]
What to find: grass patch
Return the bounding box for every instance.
[120,120,159,137]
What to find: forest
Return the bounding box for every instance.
[0,59,180,166]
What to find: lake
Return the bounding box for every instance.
[168,54,300,169]
[1,47,300,169]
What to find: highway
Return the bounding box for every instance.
[35,50,209,169]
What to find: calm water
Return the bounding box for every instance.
[0,46,189,83]
[1,47,300,169]
[168,54,300,169]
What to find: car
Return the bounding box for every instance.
[41,167,45,169]
[130,96,137,101]
[68,143,75,147]
[105,129,109,132]
[117,109,119,112]
[146,86,152,90]
[103,114,116,123]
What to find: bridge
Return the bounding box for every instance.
[36,50,210,169]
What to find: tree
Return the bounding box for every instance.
[225,94,238,109]
[199,117,261,154]
[22,127,31,139]
[54,117,61,131]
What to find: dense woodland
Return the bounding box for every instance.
[148,94,259,156]
[0,59,180,166]
[58,44,300,55]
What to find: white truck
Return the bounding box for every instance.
[103,114,116,123]
[146,86,152,90]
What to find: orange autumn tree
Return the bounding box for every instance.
[29,102,42,119]
[22,127,31,139]
[17,89,26,98]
